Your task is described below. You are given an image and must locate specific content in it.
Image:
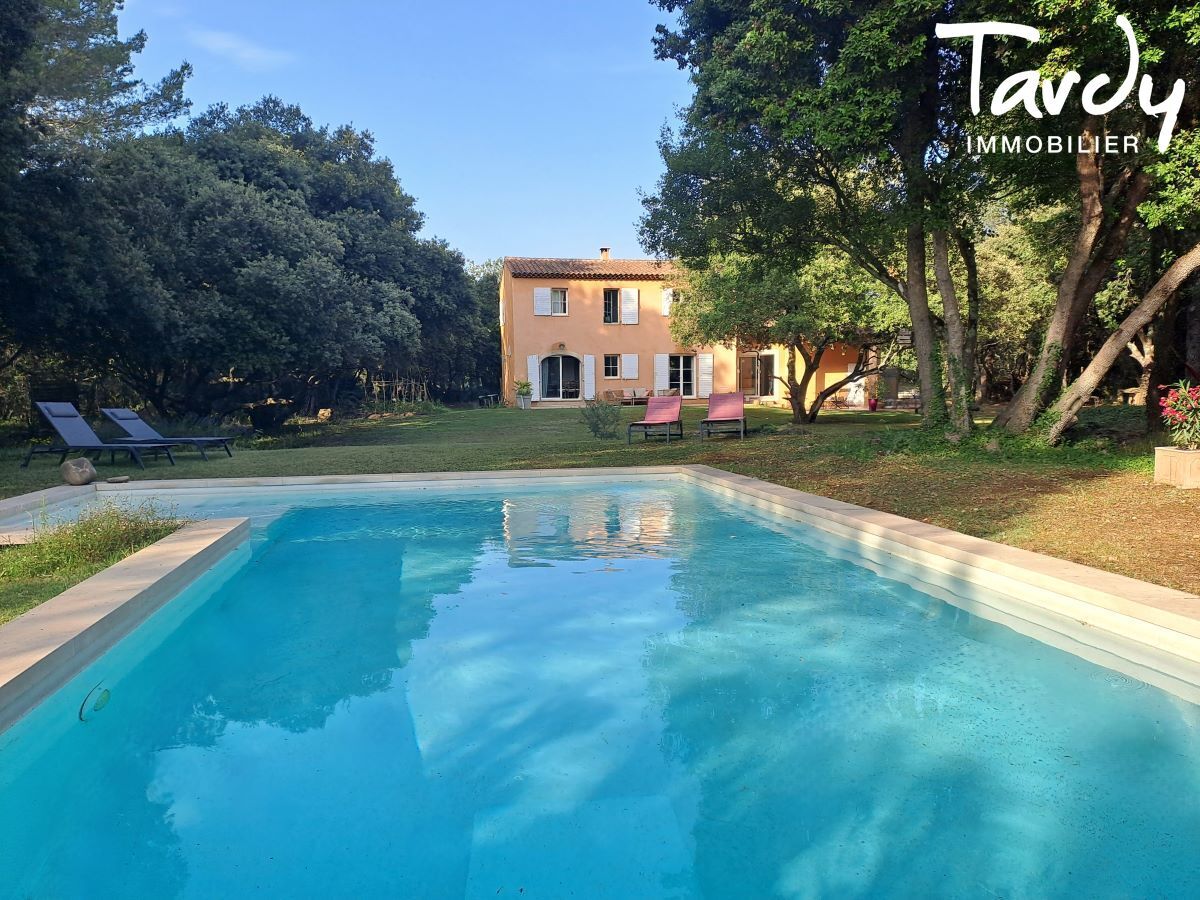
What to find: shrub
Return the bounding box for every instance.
[1160,381,1200,450]
[580,400,622,438]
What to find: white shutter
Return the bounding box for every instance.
[698,353,714,398]
[620,288,639,325]
[583,355,596,400]
[526,355,541,401]
[653,354,670,392]
[621,353,639,380]
[533,287,552,316]
[661,288,673,317]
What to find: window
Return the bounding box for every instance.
[669,354,695,397]
[603,289,619,324]
[540,355,580,399]
[551,288,568,316]
[603,354,620,378]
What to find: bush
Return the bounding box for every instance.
[580,400,622,438]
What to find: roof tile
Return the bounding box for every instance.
[505,257,677,280]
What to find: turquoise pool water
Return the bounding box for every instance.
[1,483,1198,898]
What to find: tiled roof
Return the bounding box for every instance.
[505,257,678,280]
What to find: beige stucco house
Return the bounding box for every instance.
[499,250,865,409]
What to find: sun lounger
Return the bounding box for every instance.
[700,392,746,439]
[102,408,234,460]
[22,402,176,469]
[628,395,683,444]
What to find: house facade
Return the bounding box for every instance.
[499,250,864,408]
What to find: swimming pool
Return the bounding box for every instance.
[1,479,1198,897]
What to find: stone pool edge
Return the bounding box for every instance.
[0,517,249,732]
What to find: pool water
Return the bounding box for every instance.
[1,483,1198,898]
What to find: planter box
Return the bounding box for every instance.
[516,395,532,410]
[1154,446,1200,489]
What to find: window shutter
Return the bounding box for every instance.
[583,355,596,400]
[526,355,541,400]
[620,288,639,325]
[698,353,714,398]
[653,354,670,392]
[621,353,639,380]
[533,287,552,316]
[661,288,673,317]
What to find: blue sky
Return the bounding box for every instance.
[119,0,693,264]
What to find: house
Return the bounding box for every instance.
[499,250,733,407]
[499,249,867,408]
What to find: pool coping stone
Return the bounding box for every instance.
[0,517,249,732]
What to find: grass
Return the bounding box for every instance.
[0,502,185,625]
[0,403,1195,595]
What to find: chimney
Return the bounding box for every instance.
[599,247,611,260]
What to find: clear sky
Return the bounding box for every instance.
[118,0,693,265]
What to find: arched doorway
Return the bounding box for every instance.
[540,355,581,400]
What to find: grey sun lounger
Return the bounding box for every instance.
[22,402,176,469]
[102,408,234,461]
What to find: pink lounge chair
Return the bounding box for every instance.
[628,395,683,444]
[700,392,746,440]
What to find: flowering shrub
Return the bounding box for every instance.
[1159,381,1200,450]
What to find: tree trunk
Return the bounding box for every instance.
[905,223,945,427]
[1046,241,1200,443]
[954,231,981,401]
[896,31,946,431]
[785,342,821,425]
[995,119,1151,433]
[1125,328,1154,406]
[933,230,973,433]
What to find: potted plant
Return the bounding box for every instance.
[514,380,533,410]
[867,379,879,412]
[1155,380,1200,488]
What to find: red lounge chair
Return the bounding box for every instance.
[628,395,683,444]
[700,392,746,440]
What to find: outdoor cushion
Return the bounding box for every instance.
[42,402,79,418]
[633,395,682,425]
[704,393,744,422]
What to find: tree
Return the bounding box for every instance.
[644,0,996,434]
[672,252,904,423]
[21,0,189,158]
[0,0,189,377]
[957,4,1200,434]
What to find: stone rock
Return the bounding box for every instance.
[985,438,1002,453]
[60,457,97,486]
[366,413,383,420]
[317,408,333,422]
[944,432,962,444]
[106,475,131,484]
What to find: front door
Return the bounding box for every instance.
[739,356,759,395]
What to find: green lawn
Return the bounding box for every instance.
[0,503,184,625]
[1,404,1195,596]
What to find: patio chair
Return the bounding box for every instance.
[628,395,683,444]
[700,392,746,440]
[101,408,234,461]
[22,402,176,469]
